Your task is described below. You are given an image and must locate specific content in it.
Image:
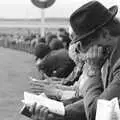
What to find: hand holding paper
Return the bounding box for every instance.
[21,92,65,116]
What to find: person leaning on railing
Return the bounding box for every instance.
[28,1,120,120]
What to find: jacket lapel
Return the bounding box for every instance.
[106,38,120,86]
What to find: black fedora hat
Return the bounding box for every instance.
[70,1,118,44]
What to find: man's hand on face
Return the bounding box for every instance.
[86,45,107,68]
[76,45,105,94]
[30,103,64,120]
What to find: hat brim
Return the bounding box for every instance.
[71,5,118,44]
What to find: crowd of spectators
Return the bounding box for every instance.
[0,28,72,51]
[34,28,75,79]
[31,27,82,102]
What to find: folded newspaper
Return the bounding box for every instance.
[96,97,120,120]
[21,91,65,117]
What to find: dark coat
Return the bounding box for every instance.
[38,49,75,78]
[82,40,120,120]
[64,40,120,120]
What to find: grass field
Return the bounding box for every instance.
[0,47,41,120]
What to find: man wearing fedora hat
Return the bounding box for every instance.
[28,1,120,120]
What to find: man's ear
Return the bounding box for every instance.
[101,29,111,41]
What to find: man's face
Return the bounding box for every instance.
[68,42,87,64]
[70,31,119,63]
[68,43,79,63]
[68,34,105,63]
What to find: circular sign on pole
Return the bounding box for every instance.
[31,0,56,37]
[31,0,56,9]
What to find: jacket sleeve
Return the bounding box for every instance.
[64,99,87,120]
[83,66,120,120]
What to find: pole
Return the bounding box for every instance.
[41,8,45,37]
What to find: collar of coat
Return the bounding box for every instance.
[109,38,120,69]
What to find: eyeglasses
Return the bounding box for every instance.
[71,37,97,53]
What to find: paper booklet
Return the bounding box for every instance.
[20,92,65,117]
[96,97,120,120]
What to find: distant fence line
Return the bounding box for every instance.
[0,40,35,54]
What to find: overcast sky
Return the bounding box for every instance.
[0,0,119,18]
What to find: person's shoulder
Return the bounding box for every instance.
[41,50,59,62]
[49,49,68,57]
[42,49,73,64]
[52,48,67,53]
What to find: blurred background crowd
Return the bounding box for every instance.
[0,27,71,52]
[0,26,80,101]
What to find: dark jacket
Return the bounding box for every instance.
[38,49,75,78]
[64,40,120,120]
[82,40,120,120]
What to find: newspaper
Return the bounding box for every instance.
[96,98,120,120]
[21,92,65,116]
